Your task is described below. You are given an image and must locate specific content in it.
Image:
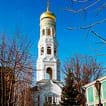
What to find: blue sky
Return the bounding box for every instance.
[0,0,106,69]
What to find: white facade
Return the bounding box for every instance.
[84,76,106,106]
[36,8,60,81]
[32,80,63,106]
[34,6,62,106]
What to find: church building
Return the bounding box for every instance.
[32,2,63,106]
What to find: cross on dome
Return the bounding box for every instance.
[47,0,50,11]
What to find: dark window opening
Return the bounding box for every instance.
[48,29,50,36]
[48,97,52,103]
[41,47,44,55]
[46,67,52,79]
[47,47,51,54]
[54,48,56,55]
[42,29,45,35]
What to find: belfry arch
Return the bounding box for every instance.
[46,67,53,80]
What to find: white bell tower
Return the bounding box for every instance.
[36,2,60,82]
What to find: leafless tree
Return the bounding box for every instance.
[0,34,34,106]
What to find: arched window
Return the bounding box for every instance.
[54,48,56,55]
[46,67,52,79]
[48,29,50,36]
[42,29,45,35]
[41,47,44,55]
[47,47,51,55]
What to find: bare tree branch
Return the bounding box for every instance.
[67,18,106,30]
[65,0,100,13]
[91,30,106,44]
[0,34,34,106]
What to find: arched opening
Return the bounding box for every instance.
[48,29,51,36]
[47,46,51,55]
[41,47,44,55]
[46,67,52,80]
[54,48,56,56]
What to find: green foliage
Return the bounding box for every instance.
[60,70,80,106]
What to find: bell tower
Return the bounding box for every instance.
[36,1,60,81]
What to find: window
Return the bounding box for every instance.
[42,29,45,35]
[47,47,51,55]
[102,81,106,99]
[53,96,55,103]
[54,48,56,55]
[45,96,47,102]
[48,97,52,103]
[47,29,50,36]
[46,67,52,79]
[88,87,94,103]
[41,47,44,55]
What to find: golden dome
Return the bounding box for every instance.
[40,11,56,20]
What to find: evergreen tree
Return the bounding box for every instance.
[60,69,80,106]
